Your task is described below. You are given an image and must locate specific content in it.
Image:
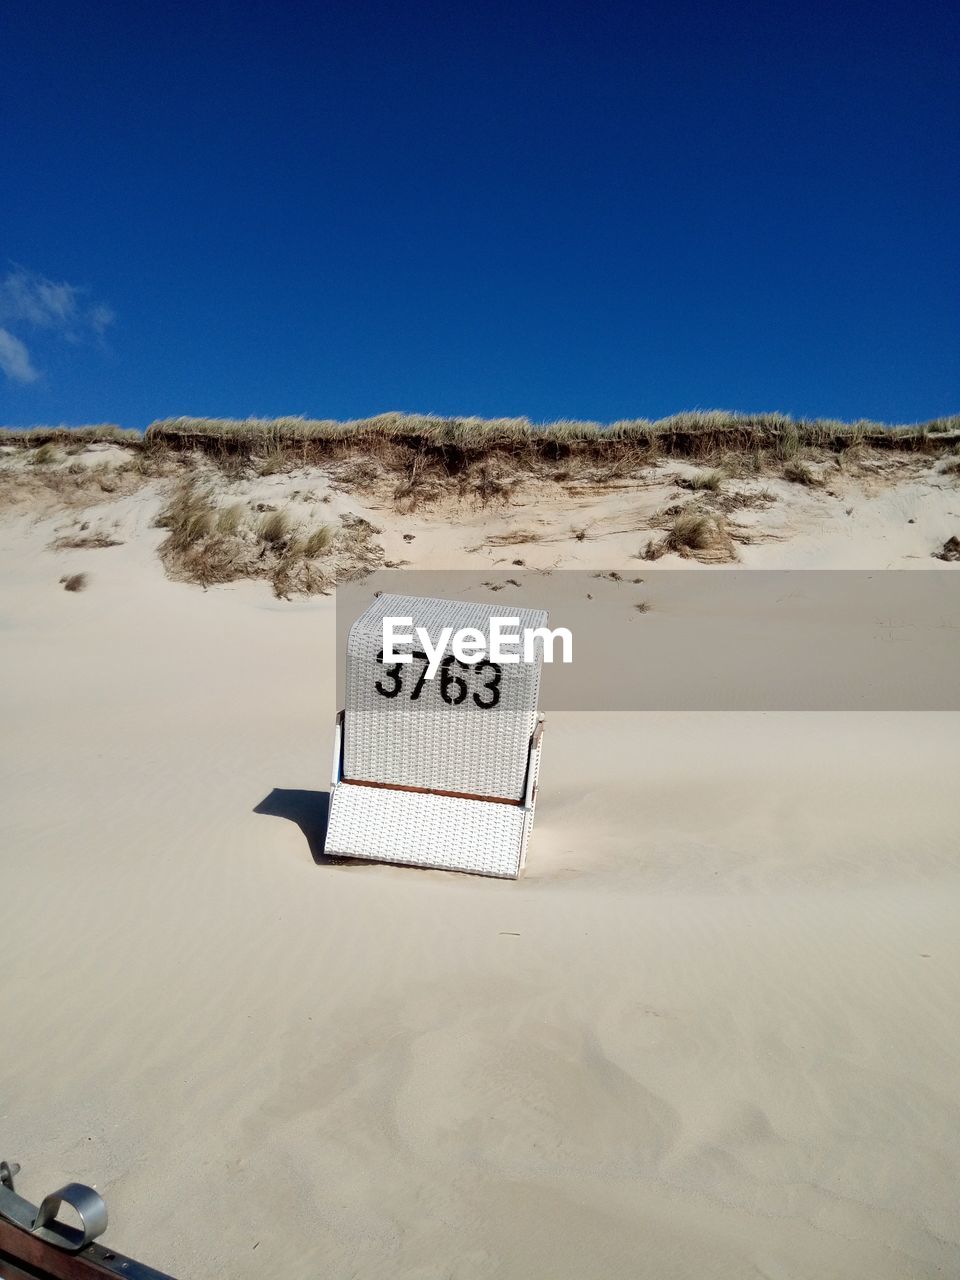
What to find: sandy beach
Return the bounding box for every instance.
[1,435,959,1278]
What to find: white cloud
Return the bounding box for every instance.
[0,328,39,384]
[0,270,79,329]
[0,266,114,383]
[88,303,116,336]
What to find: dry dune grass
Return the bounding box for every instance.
[258,509,290,545]
[216,502,246,534]
[30,442,60,465]
[642,505,737,563]
[52,531,123,550]
[3,415,958,522]
[0,452,153,514]
[393,458,520,513]
[117,412,960,518]
[4,413,959,472]
[137,412,960,467]
[459,461,518,507]
[153,480,381,596]
[480,529,547,547]
[719,487,778,513]
[392,455,444,513]
[303,523,335,556]
[783,459,825,486]
[675,468,724,492]
[0,424,138,447]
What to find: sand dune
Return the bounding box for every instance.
[1,442,958,1277]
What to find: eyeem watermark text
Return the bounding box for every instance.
[382,616,572,679]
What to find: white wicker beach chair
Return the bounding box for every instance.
[324,593,547,878]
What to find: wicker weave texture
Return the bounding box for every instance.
[344,594,547,800]
[326,783,528,878]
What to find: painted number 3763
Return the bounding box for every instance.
[374,649,502,709]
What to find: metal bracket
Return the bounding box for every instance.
[33,1182,109,1251]
[0,1170,106,1251]
[0,1159,175,1278]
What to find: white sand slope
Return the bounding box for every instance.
[1,464,959,1279]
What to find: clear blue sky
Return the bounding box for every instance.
[2,0,957,428]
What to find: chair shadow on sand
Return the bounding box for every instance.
[254,788,381,867]
[254,788,334,865]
